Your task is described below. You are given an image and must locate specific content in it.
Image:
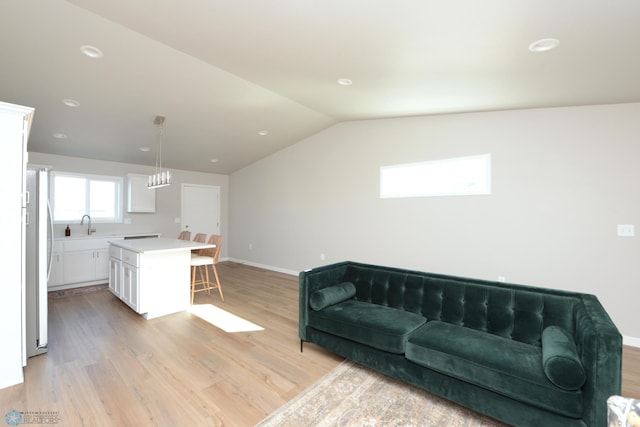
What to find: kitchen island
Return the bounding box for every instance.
[108,238,215,319]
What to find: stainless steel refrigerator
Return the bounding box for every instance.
[25,167,52,357]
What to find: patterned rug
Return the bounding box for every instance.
[257,361,507,427]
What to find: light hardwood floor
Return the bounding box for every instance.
[1,262,638,426]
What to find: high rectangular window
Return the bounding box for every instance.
[51,172,123,223]
[380,154,491,198]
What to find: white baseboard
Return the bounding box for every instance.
[226,258,298,276]
[624,336,640,348]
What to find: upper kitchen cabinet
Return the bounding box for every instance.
[127,174,155,213]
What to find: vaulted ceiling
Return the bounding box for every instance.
[1,1,639,173]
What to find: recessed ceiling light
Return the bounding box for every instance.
[258,130,269,136]
[528,38,560,53]
[337,78,353,86]
[62,98,80,107]
[139,146,151,152]
[210,158,219,163]
[53,133,68,140]
[80,45,103,59]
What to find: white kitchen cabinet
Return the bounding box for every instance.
[127,174,155,213]
[95,248,109,279]
[62,249,109,285]
[122,262,139,311]
[121,249,140,310]
[108,257,121,297]
[110,246,139,311]
[63,250,95,284]
[54,235,158,291]
[48,252,64,287]
[57,237,115,289]
[48,241,64,288]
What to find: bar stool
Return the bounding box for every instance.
[190,233,208,301]
[190,234,224,304]
[192,232,206,244]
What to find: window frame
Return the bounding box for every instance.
[50,171,124,224]
[380,154,492,199]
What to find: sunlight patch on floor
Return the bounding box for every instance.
[189,304,264,332]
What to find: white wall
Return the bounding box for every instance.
[229,103,640,342]
[28,153,229,259]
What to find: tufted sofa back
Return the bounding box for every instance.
[343,263,579,347]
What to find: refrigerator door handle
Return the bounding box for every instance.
[47,200,53,281]
[36,169,48,350]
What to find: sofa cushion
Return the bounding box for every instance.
[308,300,426,354]
[541,326,586,390]
[405,321,583,418]
[309,282,356,311]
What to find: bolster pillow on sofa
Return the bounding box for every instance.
[309,282,356,311]
[541,326,586,390]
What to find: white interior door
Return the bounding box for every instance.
[181,184,220,237]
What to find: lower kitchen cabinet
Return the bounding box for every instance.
[108,256,121,296]
[122,262,139,311]
[109,247,140,312]
[63,250,97,284]
[62,249,109,286]
[51,237,118,290]
[48,242,64,288]
[50,235,159,291]
[95,248,109,280]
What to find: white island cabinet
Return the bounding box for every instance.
[108,238,214,319]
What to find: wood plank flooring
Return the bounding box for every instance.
[1,261,639,426]
[1,262,342,426]
[623,345,640,398]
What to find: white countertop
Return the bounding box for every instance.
[109,237,214,254]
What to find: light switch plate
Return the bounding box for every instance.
[617,224,635,237]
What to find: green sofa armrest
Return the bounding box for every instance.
[299,262,352,341]
[574,294,622,427]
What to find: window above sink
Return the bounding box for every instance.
[51,171,123,224]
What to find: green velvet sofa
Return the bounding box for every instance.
[299,261,622,427]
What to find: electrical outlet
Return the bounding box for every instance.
[320,253,325,261]
[249,243,253,250]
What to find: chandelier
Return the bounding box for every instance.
[147,115,172,189]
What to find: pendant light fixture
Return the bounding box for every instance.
[147,115,172,189]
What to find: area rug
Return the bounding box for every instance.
[257,361,507,427]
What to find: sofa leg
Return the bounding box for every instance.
[300,339,304,353]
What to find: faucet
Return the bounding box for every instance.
[80,214,96,235]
